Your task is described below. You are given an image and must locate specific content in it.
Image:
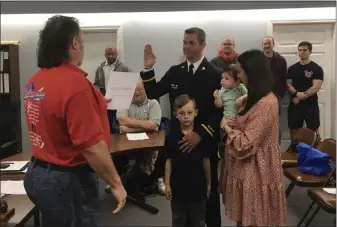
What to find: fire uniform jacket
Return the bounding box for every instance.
[140,58,223,156]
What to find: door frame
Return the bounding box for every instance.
[267,19,336,140]
[81,25,126,63]
[332,23,336,139]
[81,25,120,33]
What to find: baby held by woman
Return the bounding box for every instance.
[213,65,247,158]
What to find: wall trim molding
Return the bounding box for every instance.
[269,19,336,25]
[81,26,120,33]
[0,41,20,45]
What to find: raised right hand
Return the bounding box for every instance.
[144,44,156,69]
[110,184,127,214]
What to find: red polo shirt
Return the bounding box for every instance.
[23,63,111,166]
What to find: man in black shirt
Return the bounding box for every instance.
[140,27,222,227]
[287,41,324,139]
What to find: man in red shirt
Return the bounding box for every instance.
[23,15,126,227]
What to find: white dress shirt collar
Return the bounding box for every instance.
[104,60,117,66]
[187,55,204,73]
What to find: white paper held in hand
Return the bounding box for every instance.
[105,72,140,110]
[1,181,26,195]
[126,133,149,141]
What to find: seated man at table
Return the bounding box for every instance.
[106,81,165,195]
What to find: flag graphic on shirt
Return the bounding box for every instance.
[24,82,46,149]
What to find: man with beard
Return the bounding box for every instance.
[262,36,287,143]
[140,27,223,227]
[237,36,287,143]
[211,37,238,70]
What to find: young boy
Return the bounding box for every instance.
[165,94,211,227]
[213,65,247,159]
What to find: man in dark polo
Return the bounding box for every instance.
[140,27,223,227]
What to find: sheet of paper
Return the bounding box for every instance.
[20,168,28,173]
[3,52,8,60]
[1,161,29,172]
[3,73,9,93]
[323,188,336,194]
[105,72,140,110]
[0,51,3,72]
[126,133,149,141]
[1,181,26,195]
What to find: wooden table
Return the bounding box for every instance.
[110,131,165,155]
[1,152,31,181]
[0,131,165,224]
[1,152,39,227]
[110,131,165,214]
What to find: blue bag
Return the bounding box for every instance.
[296,143,334,176]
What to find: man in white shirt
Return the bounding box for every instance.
[94,45,131,134]
[106,81,166,196]
[94,45,130,94]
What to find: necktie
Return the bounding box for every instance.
[188,64,194,77]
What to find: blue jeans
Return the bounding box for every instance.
[24,161,99,227]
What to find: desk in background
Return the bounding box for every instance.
[110,131,164,156]
[0,152,39,227]
[110,131,165,214]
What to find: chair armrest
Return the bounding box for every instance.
[0,140,18,159]
[0,140,18,149]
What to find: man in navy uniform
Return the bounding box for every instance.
[140,27,223,227]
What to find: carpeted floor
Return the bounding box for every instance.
[25,161,335,226]
[97,176,335,226]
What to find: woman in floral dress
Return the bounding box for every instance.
[220,49,287,227]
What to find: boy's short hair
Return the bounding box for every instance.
[222,64,240,81]
[173,94,196,112]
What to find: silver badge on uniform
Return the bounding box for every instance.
[171,84,178,89]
